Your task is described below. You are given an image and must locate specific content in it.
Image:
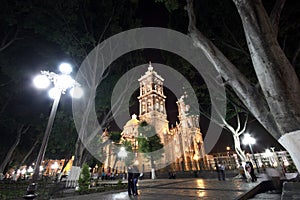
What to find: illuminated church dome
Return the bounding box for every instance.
[124,114,139,127]
[121,114,139,138]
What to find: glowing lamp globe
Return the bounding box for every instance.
[56,74,74,90]
[59,63,72,74]
[70,87,83,98]
[48,88,61,99]
[33,75,50,89]
[242,133,256,145]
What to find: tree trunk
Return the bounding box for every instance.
[0,125,30,173]
[20,138,39,166]
[73,137,85,166]
[233,134,246,162]
[186,0,282,139]
[233,0,300,172]
[233,0,300,135]
[185,0,300,172]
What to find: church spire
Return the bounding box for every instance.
[148,61,153,72]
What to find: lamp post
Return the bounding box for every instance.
[51,161,59,177]
[226,146,231,154]
[23,63,83,199]
[226,146,231,169]
[242,133,260,173]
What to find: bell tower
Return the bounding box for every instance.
[138,62,169,141]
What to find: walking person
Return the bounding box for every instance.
[132,165,140,196]
[245,161,257,182]
[127,166,134,196]
[239,163,247,181]
[101,171,105,181]
[219,162,226,181]
[215,161,221,180]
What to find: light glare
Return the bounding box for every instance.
[59,63,72,74]
[70,87,83,98]
[56,74,74,90]
[33,75,50,89]
[48,88,61,99]
[242,133,256,145]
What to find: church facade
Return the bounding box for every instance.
[104,63,206,173]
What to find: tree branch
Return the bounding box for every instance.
[238,114,248,136]
[270,0,286,37]
[220,20,250,57]
[0,28,19,52]
[292,41,300,67]
[186,0,282,138]
[236,108,241,132]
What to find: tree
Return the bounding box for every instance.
[109,132,122,170]
[181,79,248,161]
[158,0,300,172]
[137,121,164,179]
[46,111,77,160]
[0,1,24,52]
[11,0,142,167]
[78,163,91,194]
[0,124,30,174]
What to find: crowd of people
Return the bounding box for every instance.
[215,162,226,181]
[216,160,259,182]
[99,171,121,180]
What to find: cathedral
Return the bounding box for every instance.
[104,63,206,173]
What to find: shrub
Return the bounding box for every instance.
[78,163,91,194]
[117,179,122,186]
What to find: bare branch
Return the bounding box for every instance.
[0,28,19,52]
[220,20,250,57]
[292,41,300,67]
[97,8,114,44]
[21,125,31,134]
[186,0,282,138]
[270,0,286,37]
[21,138,39,165]
[236,108,241,133]
[0,93,13,117]
[238,114,248,136]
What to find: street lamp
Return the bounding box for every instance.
[23,63,83,199]
[118,147,127,174]
[242,133,260,173]
[51,161,59,177]
[226,146,231,169]
[118,147,128,159]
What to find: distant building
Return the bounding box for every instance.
[103,63,206,172]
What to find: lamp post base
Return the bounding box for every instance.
[23,183,38,200]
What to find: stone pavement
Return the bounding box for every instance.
[281,181,300,200]
[53,177,265,200]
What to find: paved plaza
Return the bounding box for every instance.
[54,177,266,200]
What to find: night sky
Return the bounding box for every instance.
[1,0,296,166]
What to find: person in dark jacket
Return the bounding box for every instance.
[132,165,140,196]
[245,161,257,182]
[127,166,134,196]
